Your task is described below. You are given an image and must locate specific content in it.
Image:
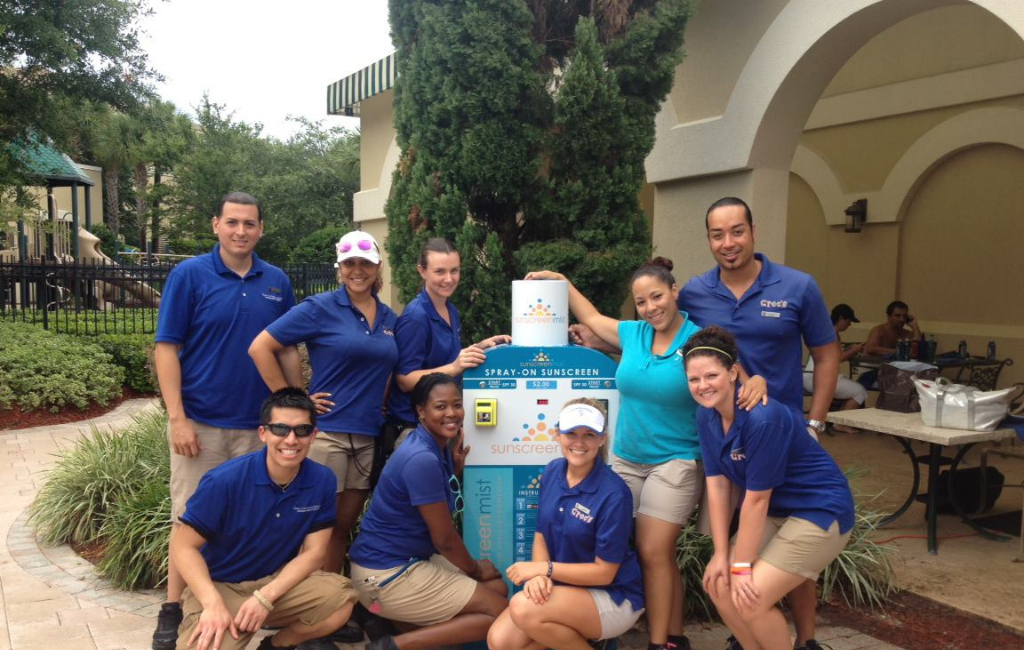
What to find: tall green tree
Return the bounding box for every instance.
[386,0,691,340]
[0,0,155,189]
[167,96,272,241]
[129,100,195,251]
[88,106,140,239]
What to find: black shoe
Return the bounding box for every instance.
[365,635,401,650]
[726,635,744,650]
[794,641,832,650]
[257,636,298,650]
[328,623,365,644]
[295,637,338,650]
[588,639,618,650]
[667,635,691,650]
[151,602,183,650]
[353,604,397,643]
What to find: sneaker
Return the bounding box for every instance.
[794,641,832,650]
[151,602,183,650]
[328,623,365,644]
[365,636,401,650]
[588,639,618,650]
[726,635,744,650]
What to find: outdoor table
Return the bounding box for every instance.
[826,408,1016,554]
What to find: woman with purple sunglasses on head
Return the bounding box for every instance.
[249,230,398,582]
[386,237,510,446]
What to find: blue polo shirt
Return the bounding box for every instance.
[678,254,834,412]
[266,288,398,437]
[349,426,457,569]
[614,315,702,464]
[389,289,462,423]
[180,447,337,583]
[537,457,644,611]
[155,247,295,429]
[697,400,854,533]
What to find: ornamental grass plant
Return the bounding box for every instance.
[28,409,171,589]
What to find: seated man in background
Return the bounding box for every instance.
[171,387,357,650]
[864,300,922,356]
[804,304,868,433]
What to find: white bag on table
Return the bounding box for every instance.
[912,377,1016,432]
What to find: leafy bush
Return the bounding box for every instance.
[0,321,123,412]
[288,225,348,265]
[77,333,157,393]
[88,223,120,259]
[29,409,171,589]
[675,469,898,621]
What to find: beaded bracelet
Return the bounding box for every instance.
[253,589,274,612]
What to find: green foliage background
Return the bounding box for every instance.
[386,0,692,341]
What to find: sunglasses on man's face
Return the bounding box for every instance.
[264,423,316,438]
[338,239,375,253]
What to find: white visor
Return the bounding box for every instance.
[557,404,605,435]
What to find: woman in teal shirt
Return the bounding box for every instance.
[527,260,766,650]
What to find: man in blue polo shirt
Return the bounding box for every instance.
[678,197,839,650]
[172,388,358,650]
[153,191,297,650]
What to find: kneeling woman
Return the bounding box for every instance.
[488,399,644,650]
[348,374,507,650]
[682,327,854,650]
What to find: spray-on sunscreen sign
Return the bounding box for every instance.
[511,280,568,346]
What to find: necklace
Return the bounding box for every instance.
[277,469,300,491]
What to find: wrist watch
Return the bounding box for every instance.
[807,419,826,435]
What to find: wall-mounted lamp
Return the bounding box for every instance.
[844,198,867,233]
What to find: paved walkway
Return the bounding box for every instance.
[0,402,906,650]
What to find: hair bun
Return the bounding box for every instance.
[650,256,674,272]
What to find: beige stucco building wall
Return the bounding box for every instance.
[344,0,1024,384]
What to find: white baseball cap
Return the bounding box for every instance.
[335,231,381,267]
[557,403,606,435]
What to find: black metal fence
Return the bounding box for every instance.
[0,256,337,335]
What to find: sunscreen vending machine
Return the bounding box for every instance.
[462,280,619,578]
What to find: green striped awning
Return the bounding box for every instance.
[327,53,398,117]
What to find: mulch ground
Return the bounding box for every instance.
[0,388,156,431]
[821,591,1024,650]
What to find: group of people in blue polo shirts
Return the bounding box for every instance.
[152,192,855,650]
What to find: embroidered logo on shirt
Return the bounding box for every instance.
[263,292,284,302]
[571,502,594,524]
[293,505,321,513]
[760,311,780,318]
[383,328,394,337]
[730,447,746,462]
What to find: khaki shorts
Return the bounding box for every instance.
[753,517,851,582]
[350,555,477,626]
[170,421,263,521]
[587,589,644,640]
[392,425,417,449]
[613,457,704,525]
[177,570,358,650]
[308,432,375,492]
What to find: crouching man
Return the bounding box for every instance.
[171,387,358,650]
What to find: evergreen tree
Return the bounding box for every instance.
[386,0,691,340]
